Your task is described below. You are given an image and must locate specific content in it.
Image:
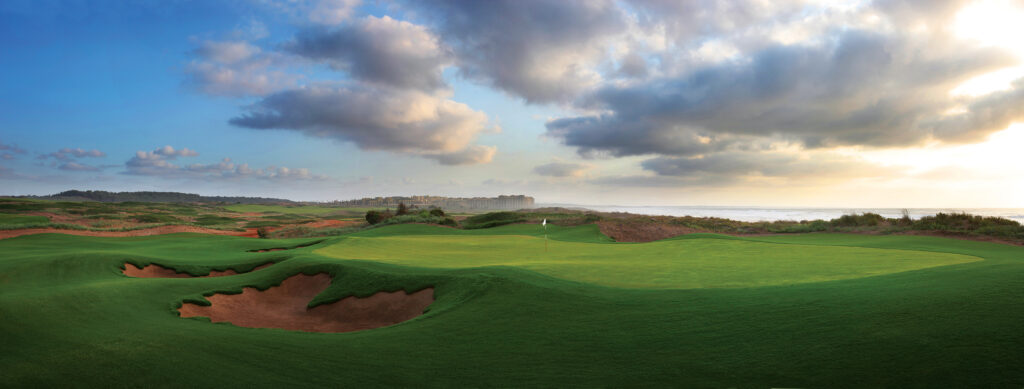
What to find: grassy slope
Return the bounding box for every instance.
[0,227,1022,387]
[316,230,978,289]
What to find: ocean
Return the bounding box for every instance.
[538,204,1024,224]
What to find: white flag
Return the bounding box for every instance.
[542,219,547,227]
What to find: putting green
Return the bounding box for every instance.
[316,234,981,289]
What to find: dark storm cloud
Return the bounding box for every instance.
[286,16,451,91]
[229,85,496,164]
[409,0,627,103]
[547,30,1017,157]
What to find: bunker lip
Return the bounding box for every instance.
[178,273,434,333]
[247,240,325,253]
[122,262,274,278]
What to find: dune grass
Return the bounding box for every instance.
[1,225,1022,387]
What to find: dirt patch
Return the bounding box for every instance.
[123,263,273,278]
[178,273,434,333]
[0,225,254,240]
[597,221,701,242]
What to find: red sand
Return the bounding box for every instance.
[123,263,273,278]
[178,273,434,333]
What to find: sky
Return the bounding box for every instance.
[1,0,1023,207]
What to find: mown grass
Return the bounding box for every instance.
[317,227,978,289]
[0,225,1022,387]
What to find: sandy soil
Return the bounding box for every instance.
[178,273,434,333]
[123,263,274,278]
[0,225,254,240]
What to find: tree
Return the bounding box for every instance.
[365,210,385,224]
[256,227,269,239]
[396,202,409,216]
[429,208,445,217]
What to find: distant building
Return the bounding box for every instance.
[334,195,534,211]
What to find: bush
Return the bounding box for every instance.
[462,212,526,229]
[831,213,884,227]
[396,202,409,216]
[365,210,393,225]
[429,208,446,217]
[439,217,458,227]
[256,227,269,239]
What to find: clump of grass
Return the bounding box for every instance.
[193,215,240,226]
[133,214,182,223]
[462,212,525,229]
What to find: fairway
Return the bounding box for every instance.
[2,226,1022,387]
[316,233,980,288]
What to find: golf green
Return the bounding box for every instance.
[316,233,979,288]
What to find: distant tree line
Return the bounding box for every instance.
[20,190,293,204]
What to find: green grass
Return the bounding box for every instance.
[193,215,240,226]
[1,225,1022,387]
[0,213,49,225]
[315,232,979,289]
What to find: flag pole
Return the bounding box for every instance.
[542,218,548,253]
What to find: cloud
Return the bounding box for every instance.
[422,145,497,166]
[184,40,299,97]
[152,145,198,158]
[287,16,451,91]
[2,154,14,160]
[124,148,324,181]
[309,0,361,25]
[640,152,885,179]
[58,162,100,172]
[0,141,27,154]
[547,29,1018,157]
[411,0,627,103]
[41,147,107,161]
[533,161,592,177]
[0,165,18,179]
[229,85,496,164]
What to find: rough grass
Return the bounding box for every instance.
[1,225,1023,387]
[0,213,49,225]
[223,204,354,215]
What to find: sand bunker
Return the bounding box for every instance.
[178,273,434,333]
[123,263,273,278]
